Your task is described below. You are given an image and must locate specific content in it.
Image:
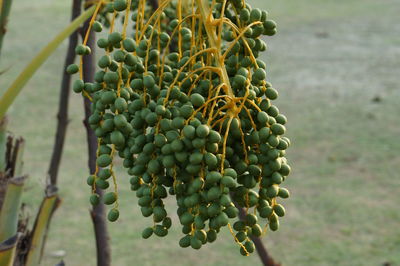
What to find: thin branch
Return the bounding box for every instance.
[47,0,82,186]
[81,15,111,266]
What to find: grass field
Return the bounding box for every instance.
[1,0,400,265]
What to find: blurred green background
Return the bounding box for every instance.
[0,0,399,265]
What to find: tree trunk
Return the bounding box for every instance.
[81,15,111,266]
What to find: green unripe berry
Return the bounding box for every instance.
[92,21,103,32]
[251,224,263,237]
[223,30,235,41]
[257,111,269,125]
[194,230,207,243]
[162,217,172,229]
[97,38,109,48]
[223,168,236,179]
[265,87,278,100]
[115,97,127,112]
[172,117,185,129]
[153,206,167,222]
[207,230,217,243]
[66,64,79,74]
[154,134,167,147]
[190,237,202,249]
[268,135,279,147]
[147,159,161,174]
[196,124,210,138]
[240,246,248,256]
[259,206,273,218]
[207,186,221,201]
[179,235,191,248]
[111,130,125,147]
[189,152,203,164]
[236,231,247,242]
[108,32,122,44]
[207,202,222,217]
[103,192,117,205]
[266,185,279,198]
[114,114,128,128]
[190,93,205,107]
[254,68,266,80]
[278,187,290,198]
[98,55,112,68]
[273,204,285,217]
[168,52,179,62]
[73,79,84,93]
[130,78,143,90]
[113,50,126,62]
[183,125,196,139]
[160,32,170,42]
[145,112,158,126]
[204,152,218,169]
[138,39,148,50]
[244,240,255,253]
[275,114,287,125]
[142,227,153,239]
[216,212,229,227]
[97,154,112,167]
[114,0,127,11]
[122,38,136,52]
[250,8,262,22]
[87,175,95,186]
[98,169,112,179]
[271,123,286,135]
[208,130,221,143]
[143,75,155,88]
[240,8,250,22]
[75,44,87,55]
[246,213,258,226]
[233,75,247,88]
[108,209,119,222]
[269,213,279,231]
[221,176,236,188]
[206,171,222,184]
[103,72,119,84]
[264,19,277,30]
[90,194,100,205]
[179,212,194,225]
[233,221,246,231]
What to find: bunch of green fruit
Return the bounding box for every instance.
[69,0,290,255]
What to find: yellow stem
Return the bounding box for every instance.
[196,0,234,99]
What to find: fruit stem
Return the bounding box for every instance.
[196,0,235,101]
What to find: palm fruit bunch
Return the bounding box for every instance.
[69,0,291,256]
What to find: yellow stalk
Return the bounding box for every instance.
[0,176,26,243]
[196,0,234,99]
[25,188,60,266]
[0,234,20,266]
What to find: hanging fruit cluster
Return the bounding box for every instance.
[69,0,291,256]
